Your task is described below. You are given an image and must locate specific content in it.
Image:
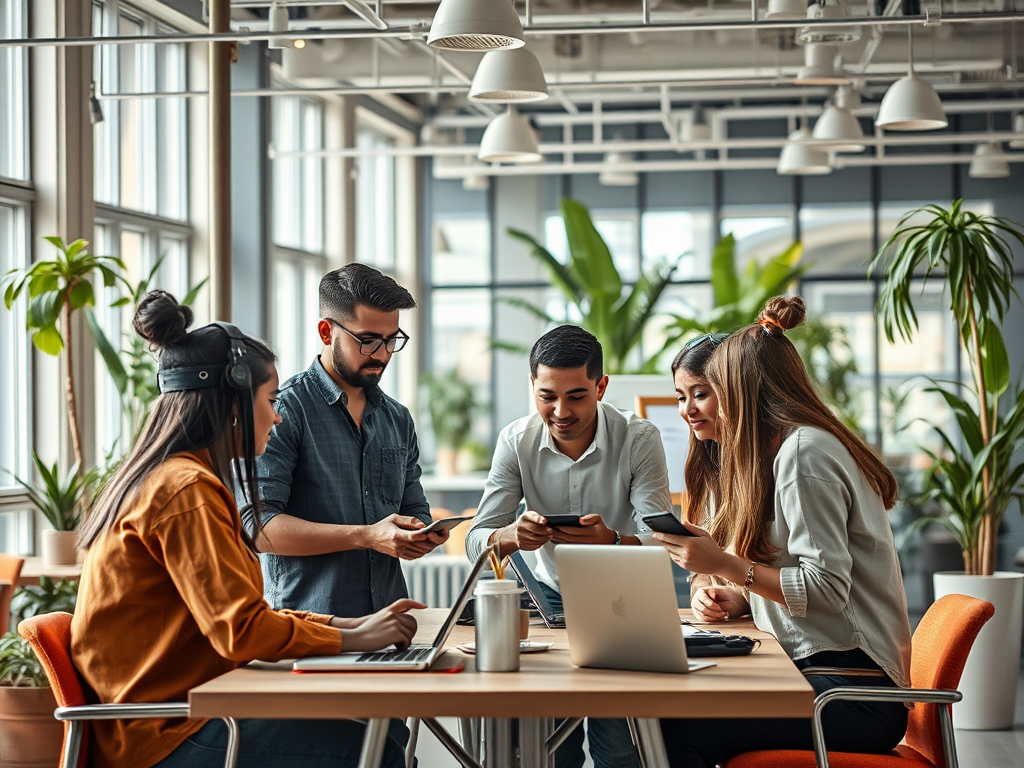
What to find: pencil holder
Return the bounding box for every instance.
[474,579,523,672]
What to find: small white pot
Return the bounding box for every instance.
[933,571,1024,730]
[40,530,79,568]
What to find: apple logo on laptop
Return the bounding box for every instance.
[611,595,627,619]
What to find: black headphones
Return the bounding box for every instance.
[156,322,253,394]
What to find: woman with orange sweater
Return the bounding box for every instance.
[72,291,420,768]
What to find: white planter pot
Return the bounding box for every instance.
[933,571,1024,730]
[40,530,79,568]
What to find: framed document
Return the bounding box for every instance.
[636,395,688,507]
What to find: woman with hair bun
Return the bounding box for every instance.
[72,290,419,768]
[657,297,912,768]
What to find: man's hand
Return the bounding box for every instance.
[691,586,749,623]
[549,513,615,545]
[364,514,439,560]
[338,599,424,652]
[495,510,554,556]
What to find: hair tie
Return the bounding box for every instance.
[759,316,783,335]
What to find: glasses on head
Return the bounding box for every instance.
[682,332,730,352]
[325,318,410,355]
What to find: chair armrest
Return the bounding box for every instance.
[55,702,190,721]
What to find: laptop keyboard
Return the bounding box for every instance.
[356,646,434,664]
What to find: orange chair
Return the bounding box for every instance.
[0,553,24,635]
[724,593,995,768]
[19,612,240,768]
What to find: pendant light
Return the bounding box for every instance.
[813,88,865,153]
[599,136,639,186]
[1009,114,1024,150]
[428,0,525,52]
[681,104,712,143]
[798,1,860,45]
[766,0,808,20]
[876,28,947,131]
[268,1,292,50]
[794,44,851,86]
[778,120,832,175]
[469,47,548,103]
[478,105,542,164]
[968,143,1010,179]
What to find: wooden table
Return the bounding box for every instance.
[16,556,83,586]
[190,610,813,768]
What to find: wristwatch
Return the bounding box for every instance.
[613,530,622,546]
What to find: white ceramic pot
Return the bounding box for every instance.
[40,530,79,568]
[932,571,1024,730]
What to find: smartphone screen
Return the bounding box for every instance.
[542,514,585,528]
[641,512,698,537]
[421,515,473,534]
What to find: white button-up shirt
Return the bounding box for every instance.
[466,402,672,592]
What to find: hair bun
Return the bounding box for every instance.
[759,295,806,332]
[133,290,193,349]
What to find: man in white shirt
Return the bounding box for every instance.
[465,325,672,768]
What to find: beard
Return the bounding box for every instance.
[332,336,387,391]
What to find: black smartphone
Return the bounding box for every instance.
[542,514,585,528]
[420,515,474,535]
[641,512,698,537]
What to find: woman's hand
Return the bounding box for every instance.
[338,599,425,652]
[652,522,732,575]
[690,586,749,622]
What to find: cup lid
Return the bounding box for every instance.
[474,579,524,595]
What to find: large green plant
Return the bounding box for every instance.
[5,455,98,531]
[10,578,78,624]
[870,200,1024,575]
[0,632,47,688]
[86,257,207,440]
[1,237,126,468]
[506,198,682,374]
[421,368,479,451]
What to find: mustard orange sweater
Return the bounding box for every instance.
[71,452,343,768]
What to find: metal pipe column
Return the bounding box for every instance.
[209,0,232,320]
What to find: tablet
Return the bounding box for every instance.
[421,515,474,535]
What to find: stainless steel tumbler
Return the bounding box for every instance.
[474,579,523,672]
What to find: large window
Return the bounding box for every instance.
[270,92,325,379]
[355,118,396,270]
[0,198,31,486]
[0,0,28,181]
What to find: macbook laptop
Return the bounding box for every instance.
[293,548,489,672]
[555,545,715,674]
[508,550,566,629]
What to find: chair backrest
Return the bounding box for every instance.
[0,554,24,635]
[905,593,994,766]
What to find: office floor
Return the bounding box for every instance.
[413,665,1024,767]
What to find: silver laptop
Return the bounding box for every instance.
[555,545,715,674]
[293,548,489,672]
[508,551,566,629]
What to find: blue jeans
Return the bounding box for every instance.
[539,583,641,768]
[152,717,409,768]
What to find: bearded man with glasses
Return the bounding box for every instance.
[244,264,445,626]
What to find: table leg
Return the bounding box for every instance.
[520,717,554,768]
[633,719,670,768]
[459,717,481,762]
[484,718,514,768]
[423,719,482,768]
[357,718,390,768]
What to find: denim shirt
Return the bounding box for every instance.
[246,357,432,618]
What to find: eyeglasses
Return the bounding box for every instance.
[325,318,410,355]
[682,332,730,352]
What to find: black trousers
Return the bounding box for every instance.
[660,650,909,768]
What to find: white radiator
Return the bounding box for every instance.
[401,554,475,608]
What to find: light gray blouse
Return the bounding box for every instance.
[748,426,912,687]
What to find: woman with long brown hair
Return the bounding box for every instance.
[72,290,420,768]
[657,296,912,768]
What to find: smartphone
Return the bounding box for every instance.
[641,511,698,537]
[542,514,585,528]
[420,515,474,535]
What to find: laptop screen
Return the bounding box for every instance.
[429,547,490,648]
[508,551,560,620]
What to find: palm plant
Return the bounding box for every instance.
[5,454,96,531]
[870,200,1024,575]
[1,237,127,468]
[506,198,682,374]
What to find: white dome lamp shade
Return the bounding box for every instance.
[427,0,525,52]
[778,122,832,175]
[478,106,543,164]
[798,1,861,45]
[1009,114,1024,150]
[813,102,865,152]
[599,149,639,186]
[876,29,947,131]
[969,143,1010,179]
[469,47,549,103]
[681,104,712,143]
[766,0,808,20]
[268,1,292,50]
[794,43,852,86]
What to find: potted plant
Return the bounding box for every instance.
[0,632,63,767]
[6,456,94,567]
[10,578,78,624]
[870,199,1024,729]
[421,369,481,475]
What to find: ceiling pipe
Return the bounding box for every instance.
[7,13,1024,48]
